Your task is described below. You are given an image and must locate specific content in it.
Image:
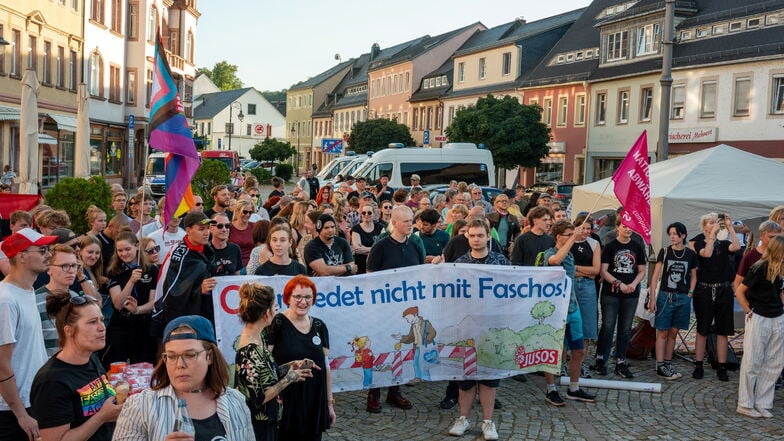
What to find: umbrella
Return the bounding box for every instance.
[74,83,91,177]
[18,69,40,195]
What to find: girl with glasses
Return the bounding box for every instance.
[265,276,335,440]
[104,231,158,367]
[351,203,385,274]
[229,199,256,271]
[235,283,314,440]
[30,291,121,440]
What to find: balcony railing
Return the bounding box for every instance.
[167,53,185,71]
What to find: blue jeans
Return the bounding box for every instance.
[574,277,598,340]
[597,294,639,363]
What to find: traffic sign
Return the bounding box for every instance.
[423,130,430,145]
[434,135,447,142]
[254,124,264,136]
[321,138,344,153]
[128,114,135,129]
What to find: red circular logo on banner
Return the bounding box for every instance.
[220,284,241,314]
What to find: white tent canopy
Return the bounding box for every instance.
[571,144,784,250]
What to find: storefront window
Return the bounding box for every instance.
[106,128,124,176]
[593,158,623,181]
[90,138,102,176]
[41,143,58,188]
[59,133,74,178]
[535,162,564,182]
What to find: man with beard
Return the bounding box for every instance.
[204,185,233,221]
[303,214,357,277]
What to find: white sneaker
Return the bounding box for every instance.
[481,420,499,440]
[755,407,773,418]
[449,416,471,436]
[736,406,762,418]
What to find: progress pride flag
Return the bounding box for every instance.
[612,131,651,244]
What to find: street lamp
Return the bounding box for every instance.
[227,101,243,151]
[291,123,300,177]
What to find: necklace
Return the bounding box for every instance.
[189,388,204,394]
[671,246,686,259]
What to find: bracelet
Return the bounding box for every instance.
[688,289,694,294]
[0,373,14,383]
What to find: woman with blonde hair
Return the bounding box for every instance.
[256,224,307,276]
[86,205,107,237]
[769,205,784,229]
[736,235,784,418]
[73,235,105,302]
[289,200,314,247]
[230,199,256,269]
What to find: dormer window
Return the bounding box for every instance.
[636,23,660,56]
[605,31,629,62]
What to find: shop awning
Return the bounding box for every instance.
[38,133,58,145]
[47,113,78,132]
[0,106,20,121]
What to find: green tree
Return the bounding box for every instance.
[249,138,295,163]
[45,176,113,235]
[261,90,287,103]
[445,95,551,169]
[347,118,415,154]
[191,159,230,209]
[198,61,243,91]
[530,301,556,324]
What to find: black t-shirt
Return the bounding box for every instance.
[656,246,698,293]
[693,237,735,283]
[303,237,354,277]
[351,222,385,274]
[375,184,393,202]
[204,207,233,221]
[570,238,598,267]
[107,263,159,319]
[30,355,114,441]
[600,239,646,296]
[510,232,555,266]
[193,412,226,441]
[212,243,243,276]
[442,234,504,263]
[255,260,307,276]
[742,262,784,318]
[306,177,320,200]
[268,189,285,200]
[367,235,425,271]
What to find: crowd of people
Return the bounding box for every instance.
[1,169,783,440]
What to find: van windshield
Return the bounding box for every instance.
[146,157,165,175]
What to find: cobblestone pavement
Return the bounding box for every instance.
[323,359,784,441]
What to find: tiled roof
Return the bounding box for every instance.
[289,59,354,91]
[369,22,484,70]
[443,81,518,100]
[193,88,251,119]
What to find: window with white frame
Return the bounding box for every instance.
[700,80,717,118]
[557,97,568,126]
[543,98,553,126]
[747,18,760,28]
[89,52,102,96]
[57,46,65,87]
[435,77,442,87]
[618,90,629,123]
[147,7,157,41]
[575,94,586,126]
[696,28,708,38]
[605,31,628,61]
[596,92,607,125]
[733,77,751,116]
[640,87,653,121]
[636,23,660,55]
[770,76,784,114]
[27,36,37,71]
[126,70,136,104]
[479,58,486,79]
[729,22,742,32]
[457,62,465,83]
[502,52,512,76]
[671,85,685,119]
[42,41,52,84]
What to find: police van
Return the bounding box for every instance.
[352,143,494,187]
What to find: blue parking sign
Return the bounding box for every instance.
[423,130,430,145]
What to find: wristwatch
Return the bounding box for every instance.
[345,264,352,274]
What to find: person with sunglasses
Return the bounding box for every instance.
[379,201,393,225]
[0,229,59,441]
[351,203,386,274]
[209,213,242,277]
[114,315,253,440]
[30,291,121,440]
[35,244,87,357]
[229,199,256,270]
[104,231,159,366]
[140,237,162,266]
[148,215,185,261]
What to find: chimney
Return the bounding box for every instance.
[370,43,381,61]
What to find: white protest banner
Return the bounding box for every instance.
[213,263,570,392]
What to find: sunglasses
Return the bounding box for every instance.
[194,202,204,207]
[361,211,374,215]
[145,245,161,255]
[212,223,231,229]
[242,210,253,215]
[65,294,99,322]
[249,194,260,197]
[382,206,392,209]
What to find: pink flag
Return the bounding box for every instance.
[612,131,652,244]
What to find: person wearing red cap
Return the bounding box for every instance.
[0,228,58,441]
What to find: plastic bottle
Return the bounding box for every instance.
[175,399,196,435]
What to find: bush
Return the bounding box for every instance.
[274,163,293,181]
[45,176,113,235]
[248,167,272,184]
[192,159,231,210]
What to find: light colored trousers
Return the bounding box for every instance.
[738,312,784,409]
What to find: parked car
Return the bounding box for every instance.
[526,181,576,205]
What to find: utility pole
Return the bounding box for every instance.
[657,0,675,162]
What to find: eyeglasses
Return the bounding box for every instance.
[161,349,209,365]
[382,206,392,210]
[51,263,80,272]
[145,245,161,255]
[242,210,253,215]
[249,194,260,198]
[194,202,204,207]
[496,199,509,203]
[211,223,231,229]
[291,294,313,303]
[22,246,50,256]
[361,211,374,215]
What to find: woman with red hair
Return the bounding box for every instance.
[315,184,333,206]
[265,275,335,440]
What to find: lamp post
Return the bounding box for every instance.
[227,101,243,151]
[291,123,301,176]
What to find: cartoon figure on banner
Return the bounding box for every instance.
[392,306,437,380]
[351,336,375,388]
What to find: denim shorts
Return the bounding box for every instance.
[574,277,598,340]
[654,290,691,330]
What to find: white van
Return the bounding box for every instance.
[317,154,361,184]
[353,143,494,187]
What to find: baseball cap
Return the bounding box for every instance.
[183,211,211,228]
[1,228,58,259]
[315,214,336,232]
[51,228,77,245]
[360,191,376,200]
[538,193,552,200]
[163,315,217,345]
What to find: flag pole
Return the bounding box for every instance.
[580,178,614,225]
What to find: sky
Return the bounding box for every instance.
[197,0,592,91]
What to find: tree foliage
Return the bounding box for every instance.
[192,159,231,209]
[261,90,287,103]
[249,138,295,163]
[531,301,556,324]
[347,118,416,154]
[45,176,113,235]
[445,95,551,169]
[198,61,243,91]
[274,163,294,181]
